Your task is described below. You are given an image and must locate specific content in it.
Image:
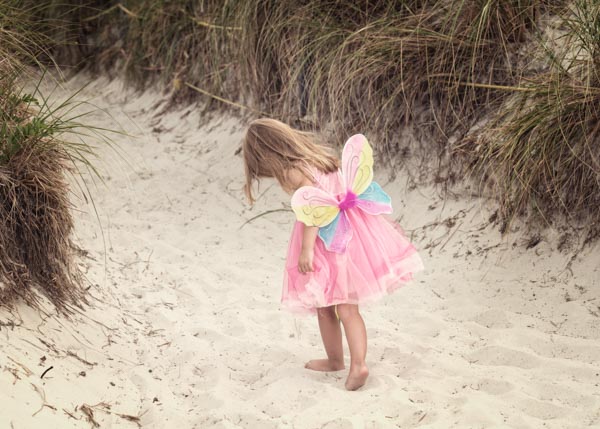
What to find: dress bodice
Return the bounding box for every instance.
[309,166,344,196]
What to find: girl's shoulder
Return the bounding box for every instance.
[304,161,338,178]
[306,164,344,193]
[285,164,324,188]
[286,167,313,188]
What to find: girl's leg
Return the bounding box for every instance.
[336,304,369,390]
[305,306,345,371]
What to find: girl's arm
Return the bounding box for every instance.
[299,224,318,273]
[287,168,318,273]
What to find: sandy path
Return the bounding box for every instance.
[1,76,599,428]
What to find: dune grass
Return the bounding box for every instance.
[5,0,599,231]
[458,0,600,226]
[224,0,540,143]
[43,1,542,138]
[0,1,111,312]
[0,83,84,310]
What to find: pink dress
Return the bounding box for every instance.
[282,167,424,313]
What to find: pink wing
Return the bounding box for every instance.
[341,134,374,195]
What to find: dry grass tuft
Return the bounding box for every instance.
[0,1,103,312]
[457,0,600,226]
[0,142,85,311]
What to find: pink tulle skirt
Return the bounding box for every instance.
[282,208,424,314]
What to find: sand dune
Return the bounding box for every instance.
[1,76,599,428]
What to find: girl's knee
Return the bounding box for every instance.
[317,306,337,319]
[336,304,359,321]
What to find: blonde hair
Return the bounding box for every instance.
[243,118,339,204]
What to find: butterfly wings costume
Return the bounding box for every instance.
[282,134,424,313]
[292,134,393,253]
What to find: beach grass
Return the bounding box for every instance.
[457,0,600,226]
[4,0,599,233]
[0,1,112,312]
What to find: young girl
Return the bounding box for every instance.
[243,118,423,390]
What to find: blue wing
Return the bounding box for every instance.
[356,181,392,215]
[317,211,353,253]
[318,211,341,249]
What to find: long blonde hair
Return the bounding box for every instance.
[243,118,339,204]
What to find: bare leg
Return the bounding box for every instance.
[337,304,369,390]
[305,306,345,371]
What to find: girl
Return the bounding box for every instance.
[243,118,423,390]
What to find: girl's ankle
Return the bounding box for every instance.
[329,359,345,369]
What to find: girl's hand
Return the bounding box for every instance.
[298,247,314,274]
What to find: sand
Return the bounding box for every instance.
[1,75,599,428]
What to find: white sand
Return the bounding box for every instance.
[1,76,599,428]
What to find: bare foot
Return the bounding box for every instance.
[304,359,345,372]
[345,364,369,390]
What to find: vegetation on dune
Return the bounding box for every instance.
[18,1,546,132]
[0,98,85,311]
[0,2,106,312]
[43,0,593,229]
[230,0,541,143]
[458,0,600,225]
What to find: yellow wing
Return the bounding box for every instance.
[291,186,340,227]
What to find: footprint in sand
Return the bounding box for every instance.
[473,309,513,329]
[381,347,423,377]
[467,346,541,369]
[399,408,438,428]
[475,377,514,395]
[401,316,443,337]
[319,419,354,429]
[192,363,222,386]
[517,397,569,420]
[233,413,281,429]
[524,381,597,410]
